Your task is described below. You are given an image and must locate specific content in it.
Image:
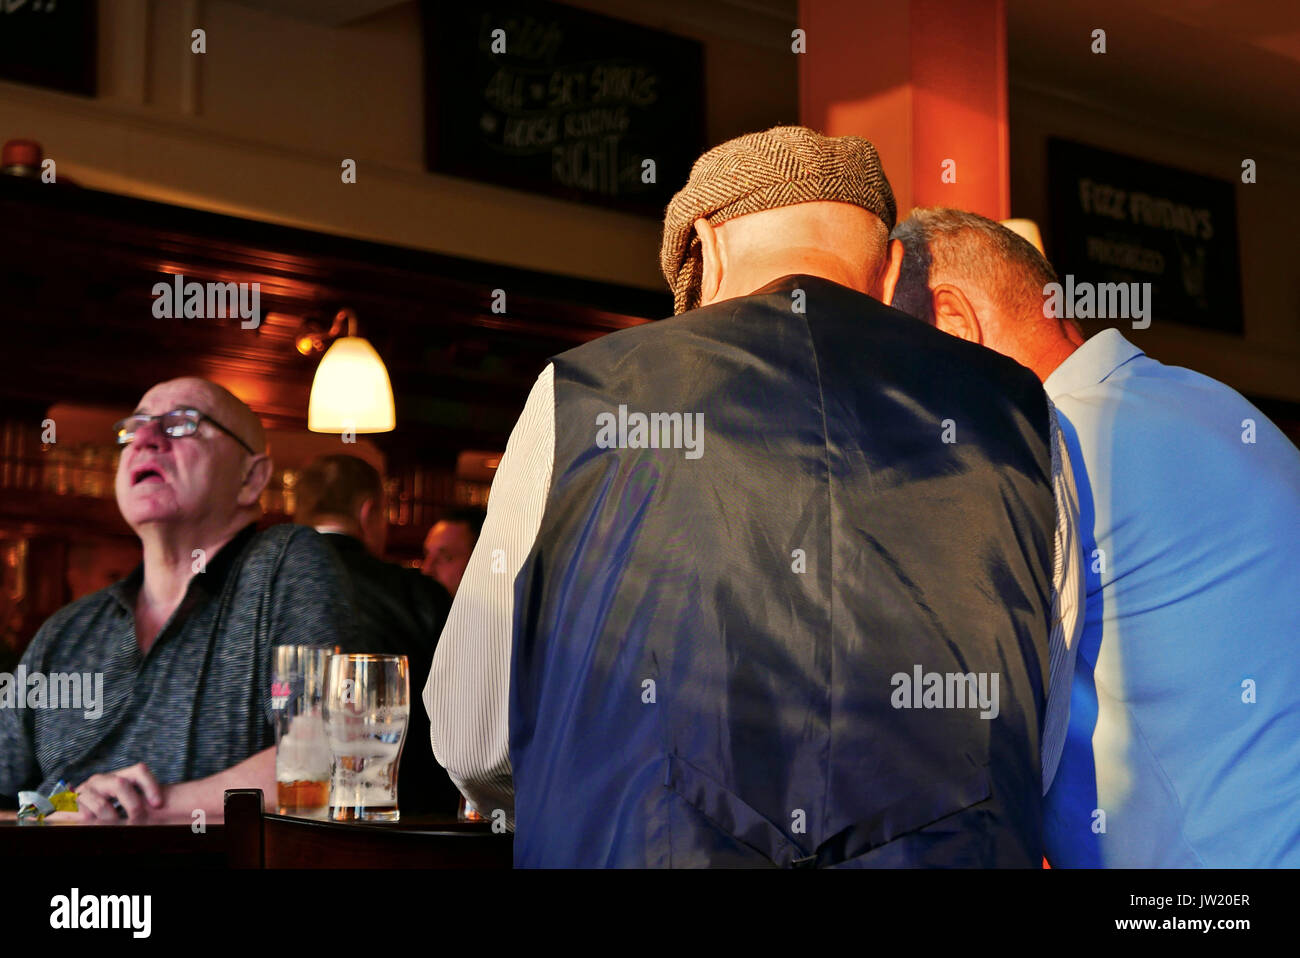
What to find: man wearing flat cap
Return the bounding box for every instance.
[427,126,1082,867]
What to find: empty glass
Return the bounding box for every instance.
[324,654,410,822]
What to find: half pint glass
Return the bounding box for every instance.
[272,645,335,816]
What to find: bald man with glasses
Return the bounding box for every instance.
[0,377,354,822]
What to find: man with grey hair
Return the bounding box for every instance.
[890,207,1300,866]
[891,208,1083,380]
[428,128,1079,867]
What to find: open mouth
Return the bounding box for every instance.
[131,466,166,486]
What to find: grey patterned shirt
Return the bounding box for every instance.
[0,523,353,799]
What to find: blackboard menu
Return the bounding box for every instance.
[422,0,704,216]
[1047,138,1242,334]
[0,0,96,97]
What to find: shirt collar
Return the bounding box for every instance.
[106,565,143,614]
[319,530,363,552]
[105,521,261,612]
[1044,328,1145,400]
[313,523,352,536]
[192,521,261,597]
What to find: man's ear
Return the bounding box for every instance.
[876,238,906,305]
[359,496,387,554]
[931,283,984,345]
[694,217,722,306]
[237,454,273,507]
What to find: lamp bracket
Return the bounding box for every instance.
[328,308,358,340]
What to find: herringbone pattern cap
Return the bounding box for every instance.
[660,125,897,314]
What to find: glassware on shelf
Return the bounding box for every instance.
[79,445,104,498]
[280,468,298,516]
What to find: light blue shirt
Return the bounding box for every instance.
[1042,329,1300,866]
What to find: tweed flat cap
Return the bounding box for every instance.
[660,126,897,314]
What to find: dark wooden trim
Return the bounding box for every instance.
[222,788,513,868]
[0,176,665,455]
[0,818,227,869]
[0,176,671,320]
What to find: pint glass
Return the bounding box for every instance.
[324,653,409,822]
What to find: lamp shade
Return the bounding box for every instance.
[307,335,395,433]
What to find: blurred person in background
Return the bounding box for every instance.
[421,506,485,598]
[296,453,458,814]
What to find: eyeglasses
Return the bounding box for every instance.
[112,408,257,455]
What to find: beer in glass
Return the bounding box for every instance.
[272,645,335,816]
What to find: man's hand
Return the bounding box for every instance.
[45,747,275,824]
[69,763,165,822]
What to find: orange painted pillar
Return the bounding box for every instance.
[798,0,1010,222]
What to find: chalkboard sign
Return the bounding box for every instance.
[0,0,96,97]
[1047,138,1242,334]
[422,0,705,216]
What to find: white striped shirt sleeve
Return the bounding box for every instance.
[1042,399,1085,794]
[424,364,556,828]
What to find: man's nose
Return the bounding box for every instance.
[132,418,170,449]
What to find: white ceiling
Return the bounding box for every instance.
[1008,0,1300,156]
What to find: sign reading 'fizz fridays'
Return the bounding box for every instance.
[1047,138,1243,334]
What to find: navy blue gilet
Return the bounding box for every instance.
[509,275,1055,867]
